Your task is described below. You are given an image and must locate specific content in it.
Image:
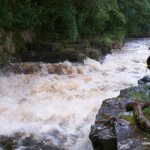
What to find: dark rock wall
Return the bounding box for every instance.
[0,28,124,65]
[17,40,123,63]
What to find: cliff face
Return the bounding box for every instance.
[0,28,124,67]
[0,29,34,67]
[89,76,150,150]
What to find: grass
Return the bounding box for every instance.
[120,115,136,126]
[131,84,150,117]
[143,108,150,119]
[131,85,150,102]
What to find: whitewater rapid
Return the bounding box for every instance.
[0,38,150,149]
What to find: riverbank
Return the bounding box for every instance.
[89,76,150,150]
[0,29,124,67]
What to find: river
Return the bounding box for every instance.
[0,38,150,149]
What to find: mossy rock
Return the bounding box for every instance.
[143,107,150,119]
[120,115,136,126]
[85,48,101,60]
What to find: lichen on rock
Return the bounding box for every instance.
[89,76,150,150]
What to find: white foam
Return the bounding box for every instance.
[0,38,150,149]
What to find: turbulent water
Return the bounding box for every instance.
[0,38,150,149]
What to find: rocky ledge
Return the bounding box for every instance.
[89,76,150,150]
[15,40,123,64]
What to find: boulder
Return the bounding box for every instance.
[17,40,116,63]
[90,41,112,55]
[0,134,64,150]
[18,42,86,63]
[89,76,150,150]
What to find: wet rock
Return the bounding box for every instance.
[96,98,126,119]
[19,46,86,63]
[19,42,92,63]
[89,75,150,150]
[118,139,148,150]
[0,136,17,150]
[25,42,57,52]
[114,119,134,141]
[90,41,112,55]
[0,134,64,150]
[112,41,124,49]
[147,56,150,70]
[18,40,120,63]
[138,76,150,84]
[56,50,86,63]
[90,125,117,150]
[85,48,101,60]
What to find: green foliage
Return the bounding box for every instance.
[0,31,6,45]
[0,0,150,41]
[118,0,150,36]
[143,107,150,119]
[0,0,13,28]
[14,0,43,29]
[0,0,43,29]
[131,84,150,119]
[12,31,25,52]
[131,85,150,102]
[120,115,136,126]
[101,30,126,44]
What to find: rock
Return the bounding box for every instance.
[138,76,150,84]
[89,124,117,150]
[89,75,150,150]
[112,41,124,49]
[56,50,86,63]
[0,136,17,150]
[18,42,86,63]
[19,50,86,63]
[118,139,146,150]
[114,119,134,141]
[8,38,123,64]
[147,56,150,70]
[0,29,124,66]
[90,41,112,55]
[0,134,64,150]
[85,48,101,60]
[25,42,57,52]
